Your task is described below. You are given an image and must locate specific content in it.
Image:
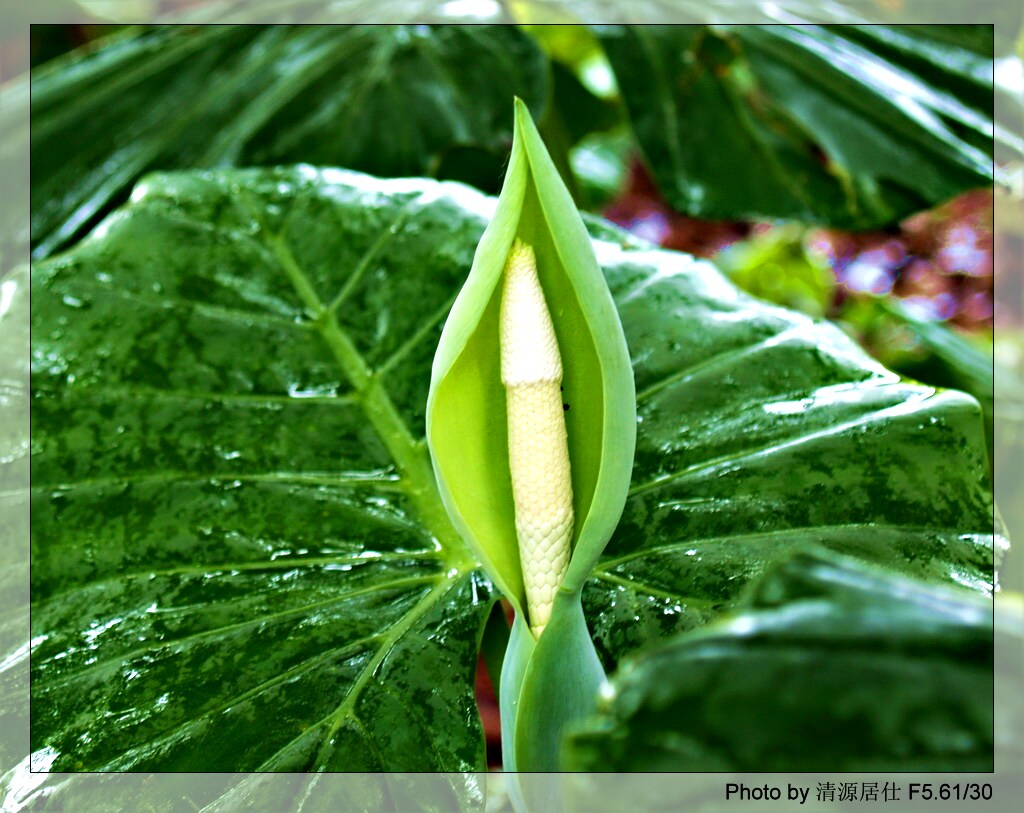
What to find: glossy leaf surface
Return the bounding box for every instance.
[30,24,547,257]
[579,239,997,668]
[566,550,995,771]
[29,168,493,773]
[597,24,995,228]
[22,167,996,780]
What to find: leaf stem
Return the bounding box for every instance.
[264,229,473,569]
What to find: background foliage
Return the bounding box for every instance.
[2,10,1019,801]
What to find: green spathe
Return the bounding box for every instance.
[427,99,637,772]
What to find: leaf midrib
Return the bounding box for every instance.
[260,226,469,567]
[266,573,464,772]
[251,202,485,764]
[30,189,483,773]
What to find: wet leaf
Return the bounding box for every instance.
[566,550,996,771]
[598,24,995,227]
[28,168,495,774]
[30,24,548,257]
[18,165,997,783]
[579,241,998,667]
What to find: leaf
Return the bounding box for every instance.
[565,549,996,772]
[597,24,995,228]
[877,297,997,462]
[30,24,549,257]
[581,241,998,668]
[28,168,495,774]
[714,224,836,318]
[19,165,997,786]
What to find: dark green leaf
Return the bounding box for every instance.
[30,24,548,257]
[29,168,494,774]
[597,24,994,228]
[21,166,996,782]
[583,235,997,667]
[548,60,621,146]
[566,550,996,771]
[569,128,631,209]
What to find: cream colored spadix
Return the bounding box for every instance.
[500,239,573,637]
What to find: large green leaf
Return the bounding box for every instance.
[29,168,495,774]
[580,240,997,667]
[597,24,995,228]
[30,24,548,258]
[566,549,996,772]
[20,166,996,783]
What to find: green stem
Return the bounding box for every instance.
[264,229,473,570]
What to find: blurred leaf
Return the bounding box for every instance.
[882,299,994,398]
[597,24,994,228]
[534,59,623,204]
[522,22,604,74]
[878,298,997,465]
[570,128,630,209]
[715,225,835,318]
[567,550,997,772]
[541,60,624,206]
[30,24,549,258]
[548,60,621,144]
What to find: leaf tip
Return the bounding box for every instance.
[513,95,532,125]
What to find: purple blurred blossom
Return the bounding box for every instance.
[937,224,989,276]
[626,210,670,245]
[902,293,957,321]
[841,245,904,294]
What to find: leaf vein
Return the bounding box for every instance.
[375,291,457,379]
[592,570,718,608]
[310,573,462,769]
[35,575,439,691]
[627,391,934,496]
[102,633,383,771]
[327,203,415,314]
[36,552,441,608]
